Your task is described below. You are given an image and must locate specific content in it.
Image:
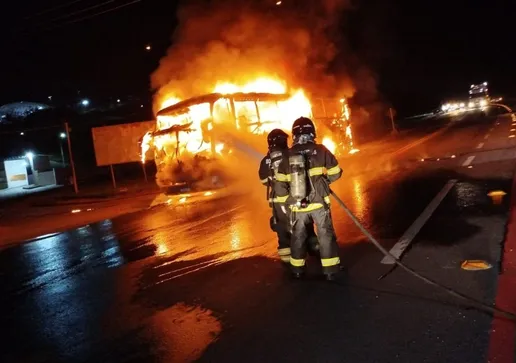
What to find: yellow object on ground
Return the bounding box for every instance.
[461,260,492,271]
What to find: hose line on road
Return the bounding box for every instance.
[233,136,516,319]
[329,189,516,321]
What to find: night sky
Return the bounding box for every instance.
[1,0,515,116]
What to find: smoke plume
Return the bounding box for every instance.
[151,0,356,113]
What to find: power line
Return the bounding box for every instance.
[24,0,88,20]
[33,0,117,28]
[41,0,142,32]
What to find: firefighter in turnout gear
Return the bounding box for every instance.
[259,129,319,263]
[275,117,343,280]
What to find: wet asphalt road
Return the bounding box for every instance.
[0,113,513,362]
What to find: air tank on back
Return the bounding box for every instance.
[288,154,307,204]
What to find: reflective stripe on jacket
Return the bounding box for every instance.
[258,151,289,206]
[274,142,342,211]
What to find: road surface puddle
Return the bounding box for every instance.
[148,303,222,362]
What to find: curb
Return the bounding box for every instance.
[487,167,516,362]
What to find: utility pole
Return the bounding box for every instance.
[59,132,66,166]
[389,107,398,134]
[110,165,117,189]
[59,141,65,166]
[64,122,79,194]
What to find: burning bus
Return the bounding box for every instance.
[141,79,357,192]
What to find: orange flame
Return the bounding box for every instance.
[161,97,181,109]
[143,77,358,185]
[322,137,336,154]
[141,131,153,163]
[341,101,359,154]
[214,77,286,94]
[345,125,359,154]
[150,77,313,162]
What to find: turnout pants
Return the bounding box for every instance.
[272,204,292,262]
[272,204,319,263]
[290,207,340,275]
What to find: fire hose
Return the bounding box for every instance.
[327,186,516,321]
[227,135,516,320]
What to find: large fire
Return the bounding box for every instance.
[214,77,286,95]
[141,131,153,163]
[141,77,358,187]
[322,136,337,154]
[147,78,312,160]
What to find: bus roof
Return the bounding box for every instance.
[157,92,291,117]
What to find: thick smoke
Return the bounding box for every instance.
[151,0,356,112]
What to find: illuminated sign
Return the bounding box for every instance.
[4,159,29,188]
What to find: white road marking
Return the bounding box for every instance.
[476,142,484,149]
[462,155,475,166]
[381,180,458,264]
[484,134,490,139]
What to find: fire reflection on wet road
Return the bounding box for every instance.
[0,147,505,363]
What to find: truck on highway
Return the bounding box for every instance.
[468,82,489,109]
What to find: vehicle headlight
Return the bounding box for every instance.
[480,99,487,107]
[468,102,474,108]
[460,103,465,108]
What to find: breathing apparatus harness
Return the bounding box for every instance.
[266,149,285,232]
[267,149,284,204]
[265,129,289,231]
[288,134,318,210]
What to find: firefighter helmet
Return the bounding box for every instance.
[267,129,289,150]
[292,117,316,139]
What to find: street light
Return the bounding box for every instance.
[20,132,24,136]
[81,99,90,106]
[59,133,66,165]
